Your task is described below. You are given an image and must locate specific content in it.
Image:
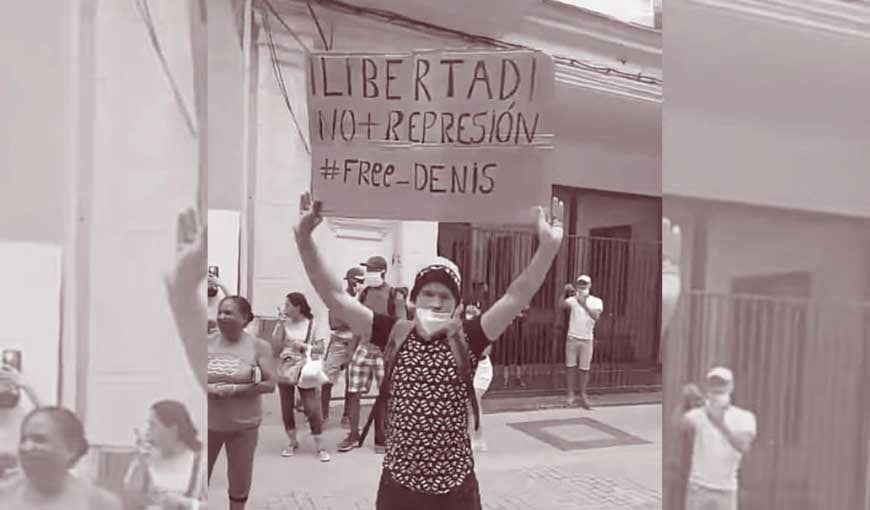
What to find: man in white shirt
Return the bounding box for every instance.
[560,274,603,409]
[681,367,756,510]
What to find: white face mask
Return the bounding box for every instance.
[709,393,731,408]
[364,273,383,288]
[416,308,454,336]
[577,286,590,296]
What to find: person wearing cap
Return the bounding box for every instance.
[335,255,407,454]
[680,367,756,510]
[294,192,563,509]
[320,267,365,427]
[560,274,603,409]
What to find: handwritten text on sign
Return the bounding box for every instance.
[306,50,554,223]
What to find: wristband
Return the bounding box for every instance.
[252,366,262,384]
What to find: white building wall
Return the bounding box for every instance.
[1,1,206,446]
[84,0,203,445]
[247,5,661,323]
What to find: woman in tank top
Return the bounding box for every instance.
[207,296,276,510]
[123,400,206,510]
[271,292,329,462]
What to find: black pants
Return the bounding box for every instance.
[278,383,322,435]
[376,468,482,510]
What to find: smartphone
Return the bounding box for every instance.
[208,266,219,278]
[1,350,21,371]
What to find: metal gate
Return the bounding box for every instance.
[439,225,662,395]
[663,291,870,510]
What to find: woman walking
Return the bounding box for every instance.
[271,292,330,462]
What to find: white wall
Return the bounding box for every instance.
[84,0,203,446]
[664,199,870,303]
[664,0,870,218]
[0,1,72,244]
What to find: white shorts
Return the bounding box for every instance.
[566,336,594,370]
[474,356,493,392]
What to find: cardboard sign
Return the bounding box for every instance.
[306,50,554,223]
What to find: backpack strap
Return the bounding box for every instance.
[445,333,480,432]
[359,319,415,447]
[304,319,313,344]
[387,287,396,318]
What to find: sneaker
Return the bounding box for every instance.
[579,397,593,410]
[318,449,331,462]
[374,444,386,454]
[341,416,350,429]
[337,434,360,452]
[281,442,298,457]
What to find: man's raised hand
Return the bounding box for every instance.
[295,192,323,240]
[535,197,565,251]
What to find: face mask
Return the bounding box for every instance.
[709,393,731,408]
[416,308,454,336]
[577,287,590,297]
[364,273,383,288]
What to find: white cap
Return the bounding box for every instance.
[577,274,591,284]
[706,366,734,383]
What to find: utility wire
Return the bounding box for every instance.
[135,0,198,137]
[263,8,312,155]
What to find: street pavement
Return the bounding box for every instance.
[208,395,662,510]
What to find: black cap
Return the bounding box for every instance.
[361,256,388,272]
[345,267,365,282]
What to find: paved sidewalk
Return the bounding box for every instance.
[209,399,662,510]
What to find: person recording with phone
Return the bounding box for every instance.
[208,267,231,335]
[0,351,42,480]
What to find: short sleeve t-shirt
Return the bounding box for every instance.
[685,405,757,491]
[566,295,603,340]
[370,313,491,495]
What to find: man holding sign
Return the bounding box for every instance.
[294,192,563,509]
[306,50,555,223]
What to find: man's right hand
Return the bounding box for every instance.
[295,192,323,240]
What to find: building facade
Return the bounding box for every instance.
[209,0,663,394]
[662,1,870,509]
[1,0,206,455]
